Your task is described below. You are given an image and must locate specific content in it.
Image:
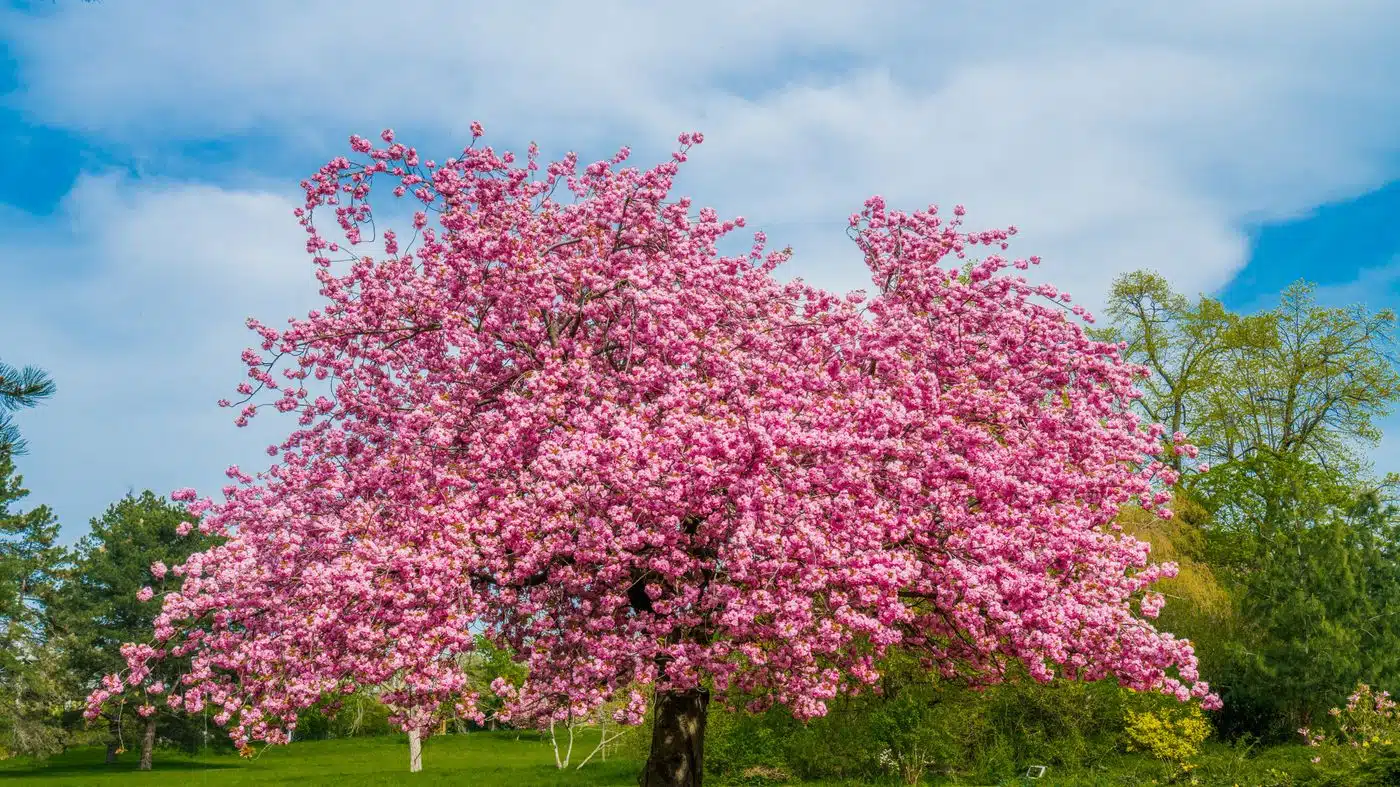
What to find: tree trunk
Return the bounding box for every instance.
[105,717,120,764]
[138,717,156,771]
[408,729,423,773]
[639,688,710,787]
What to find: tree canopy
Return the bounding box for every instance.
[86,128,1214,784]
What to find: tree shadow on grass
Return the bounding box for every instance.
[0,759,240,779]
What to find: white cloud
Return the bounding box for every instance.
[4,0,1400,533]
[1,175,322,538]
[7,2,1399,305]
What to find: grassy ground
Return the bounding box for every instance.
[0,732,1329,785]
[0,730,641,786]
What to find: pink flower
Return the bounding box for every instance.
[136,587,155,603]
[1140,592,1166,619]
[84,126,1219,751]
[150,561,168,580]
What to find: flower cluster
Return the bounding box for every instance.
[1299,683,1399,765]
[1332,684,1397,748]
[85,125,1216,749]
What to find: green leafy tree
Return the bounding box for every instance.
[1116,498,1238,698]
[0,361,55,457]
[463,635,527,730]
[51,491,220,769]
[1090,271,1233,472]
[1196,455,1400,739]
[1095,273,1400,478]
[1203,283,1400,476]
[0,446,66,759]
[1098,272,1400,740]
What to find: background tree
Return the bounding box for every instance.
[0,361,55,457]
[1193,454,1400,738]
[0,445,65,759]
[1098,270,1400,740]
[1202,282,1400,476]
[462,636,526,731]
[52,491,221,769]
[1099,272,1400,478]
[1115,497,1237,695]
[1089,271,1232,472]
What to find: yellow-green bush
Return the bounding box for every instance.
[1123,704,1211,764]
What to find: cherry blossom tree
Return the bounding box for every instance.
[86,125,1217,786]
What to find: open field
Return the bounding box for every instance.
[0,731,1334,786]
[0,731,640,786]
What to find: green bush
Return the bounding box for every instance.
[291,692,395,741]
[1357,742,1400,785]
[705,706,792,779]
[632,664,1229,784]
[961,677,1127,780]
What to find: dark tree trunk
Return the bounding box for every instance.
[104,717,120,764]
[138,717,156,771]
[639,688,710,787]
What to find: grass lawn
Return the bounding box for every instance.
[0,732,1330,785]
[0,730,642,786]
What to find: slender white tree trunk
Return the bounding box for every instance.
[549,721,579,769]
[408,729,423,773]
[576,726,627,770]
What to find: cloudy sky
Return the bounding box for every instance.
[3,0,1400,542]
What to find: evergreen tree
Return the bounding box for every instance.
[0,445,66,758]
[1197,455,1400,739]
[51,491,221,768]
[0,362,55,457]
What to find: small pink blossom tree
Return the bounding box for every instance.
[86,126,1217,786]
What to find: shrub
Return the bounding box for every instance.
[967,677,1125,776]
[868,690,960,785]
[704,705,792,779]
[1299,682,1400,782]
[1122,704,1211,764]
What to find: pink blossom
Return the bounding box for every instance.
[1140,592,1166,619]
[85,125,1216,750]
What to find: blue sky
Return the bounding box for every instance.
[2,0,1400,542]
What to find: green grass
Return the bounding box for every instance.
[1,734,1330,785]
[0,731,642,785]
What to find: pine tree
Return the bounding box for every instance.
[0,362,56,457]
[52,491,221,767]
[0,445,66,758]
